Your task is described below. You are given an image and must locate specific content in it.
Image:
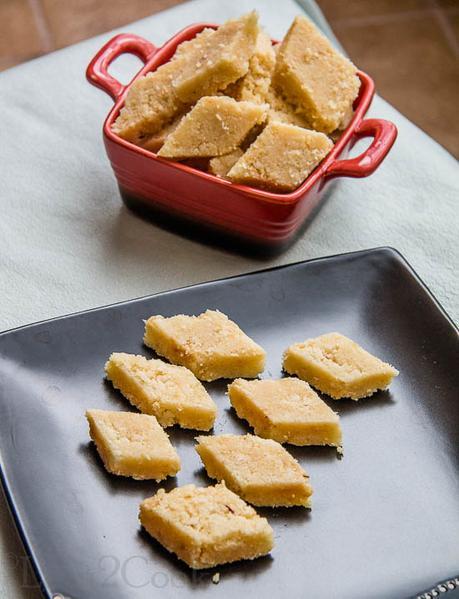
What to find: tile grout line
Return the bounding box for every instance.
[27,0,54,54]
[429,0,459,58]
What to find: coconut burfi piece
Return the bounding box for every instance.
[209,148,244,177]
[171,27,215,61]
[264,44,312,128]
[195,434,312,507]
[105,353,217,430]
[112,29,214,142]
[85,409,180,481]
[113,13,258,141]
[139,482,273,569]
[228,378,342,447]
[283,332,399,400]
[144,310,265,381]
[158,97,267,159]
[227,121,333,192]
[172,12,259,103]
[273,16,360,134]
[225,30,275,104]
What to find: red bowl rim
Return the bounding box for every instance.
[102,22,375,206]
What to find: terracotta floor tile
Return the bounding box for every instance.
[0,0,47,69]
[334,14,459,157]
[41,0,186,49]
[317,0,431,23]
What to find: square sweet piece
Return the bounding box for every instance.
[139,482,273,569]
[228,378,342,447]
[85,409,180,481]
[283,332,399,400]
[158,96,267,159]
[144,309,266,381]
[208,148,244,177]
[273,16,360,134]
[195,434,313,507]
[112,12,258,142]
[105,353,217,430]
[227,121,333,192]
[225,30,276,103]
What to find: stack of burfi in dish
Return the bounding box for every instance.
[111,12,361,192]
[112,13,259,142]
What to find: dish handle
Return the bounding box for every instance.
[86,33,157,101]
[324,118,397,179]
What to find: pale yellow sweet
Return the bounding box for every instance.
[112,29,213,142]
[113,13,259,141]
[173,12,259,103]
[158,96,267,159]
[144,310,266,381]
[104,353,217,430]
[283,332,399,400]
[265,45,313,128]
[85,409,180,480]
[171,27,215,61]
[273,16,360,134]
[228,378,342,447]
[139,482,274,569]
[195,434,313,507]
[225,30,275,103]
[208,148,244,177]
[227,121,333,192]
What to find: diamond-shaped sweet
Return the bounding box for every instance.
[227,121,333,192]
[85,409,180,481]
[195,434,312,507]
[273,15,360,133]
[228,377,342,447]
[158,96,267,159]
[283,332,399,400]
[139,482,273,569]
[105,353,217,430]
[143,310,266,381]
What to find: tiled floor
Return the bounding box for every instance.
[0,0,458,156]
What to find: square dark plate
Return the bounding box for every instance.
[0,247,458,599]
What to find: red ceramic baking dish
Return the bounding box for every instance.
[87,23,397,254]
